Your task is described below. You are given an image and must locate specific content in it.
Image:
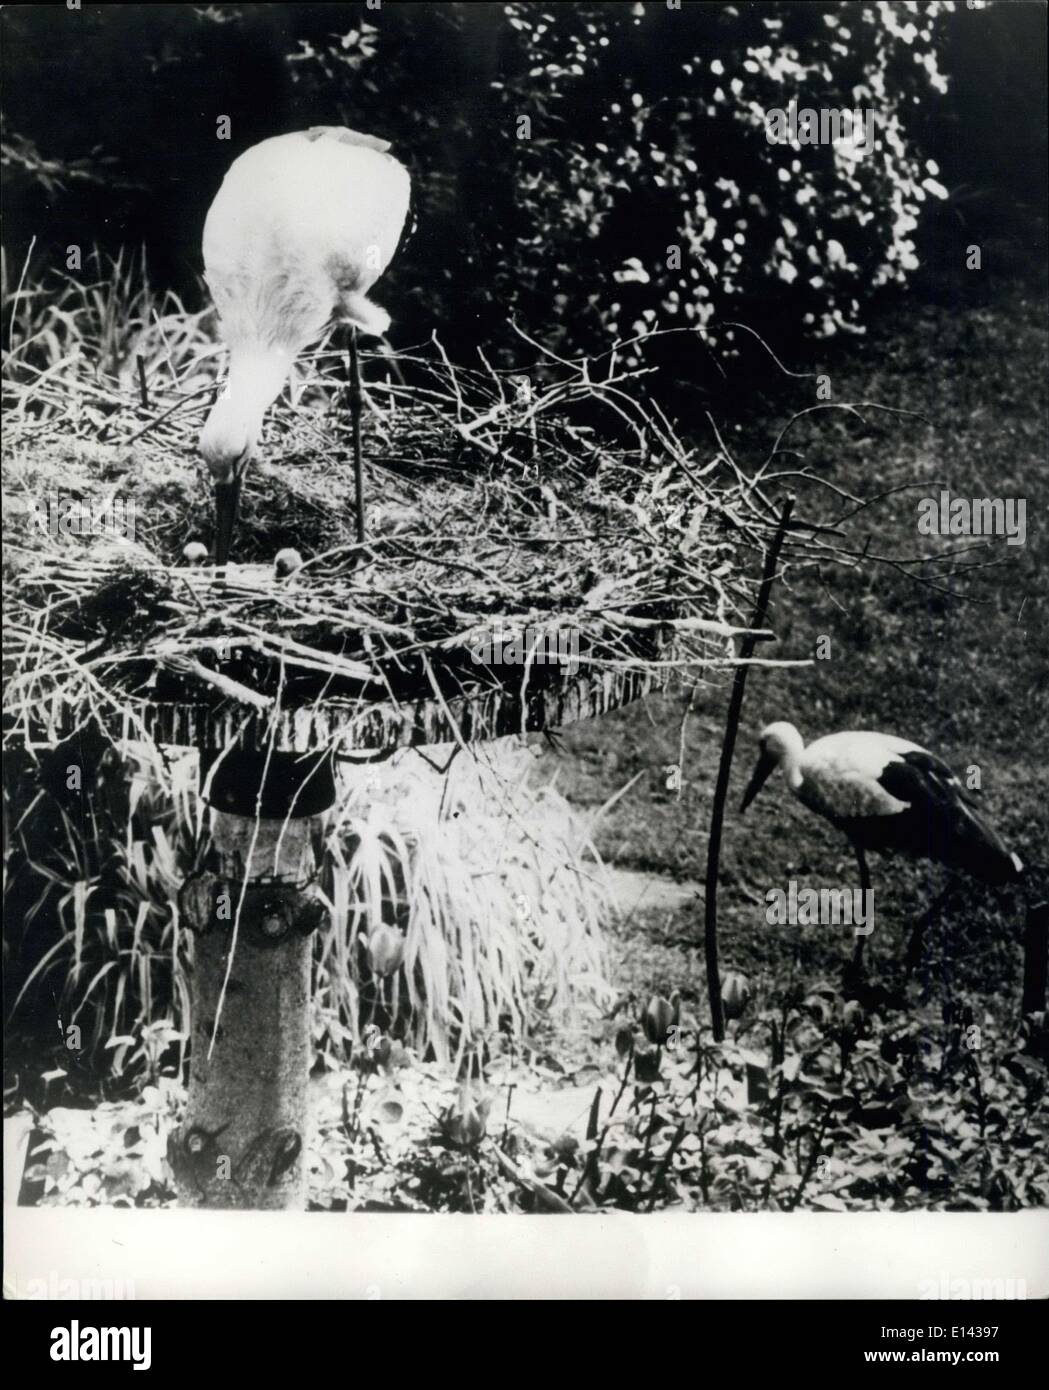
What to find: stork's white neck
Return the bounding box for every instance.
[199,346,293,478]
[783,757,804,791]
[225,345,293,419]
[763,721,806,787]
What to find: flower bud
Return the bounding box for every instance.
[642,994,674,1045]
[841,1000,865,1037]
[456,1102,486,1147]
[721,972,750,1021]
[550,1133,579,1162]
[367,924,405,978]
[445,1084,489,1147]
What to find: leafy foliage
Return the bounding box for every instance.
[584,982,1049,1213]
[20,981,1047,1213]
[476,2,952,355]
[19,1073,181,1209]
[283,1,956,357]
[2,2,961,361]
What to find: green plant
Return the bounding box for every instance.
[4,737,195,1095]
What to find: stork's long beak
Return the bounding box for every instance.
[213,474,242,568]
[740,749,776,813]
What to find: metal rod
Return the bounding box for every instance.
[703,495,795,1042]
[1022,899,1049,1016]
[851,845,872,975]
[349,326,365,544]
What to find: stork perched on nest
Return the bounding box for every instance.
[199,127,411,565]
[741,722,1025,975]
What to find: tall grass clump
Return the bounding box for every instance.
[2,244,216,434]
[315,742,612,1070]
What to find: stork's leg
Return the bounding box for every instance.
[213,473,242,570]
[904,875,956,978]
[348,325,366,544]
[849,844,873,978]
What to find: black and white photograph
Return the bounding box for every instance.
[2,0,1047,1332]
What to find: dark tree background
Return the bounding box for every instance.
[3,2,1044,367]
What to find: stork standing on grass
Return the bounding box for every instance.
[199,127,411,565]
[740,722,1025,974]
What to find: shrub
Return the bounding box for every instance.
[2,2,959,362]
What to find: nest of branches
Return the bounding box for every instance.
[4,332,795,753]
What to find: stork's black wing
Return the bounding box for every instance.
[873,750,1020,884]
[883,747,981,807]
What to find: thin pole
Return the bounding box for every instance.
[1022,899,1048,1016]
[348,326,365,543]
[851,846,872,971]
[704,495,795,1041]
[904,877,954,981]
[847,844,873,994]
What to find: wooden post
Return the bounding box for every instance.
[169,750,335,1210]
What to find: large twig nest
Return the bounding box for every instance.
[4,340,786,752]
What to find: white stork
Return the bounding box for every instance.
[740,721,1024,973]
[199,127,411,565]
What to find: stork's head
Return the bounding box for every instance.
[199,398,256,567]
[199,395,258,485]
[740,721,804,812]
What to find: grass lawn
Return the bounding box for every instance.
[536,279,1048,1015]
